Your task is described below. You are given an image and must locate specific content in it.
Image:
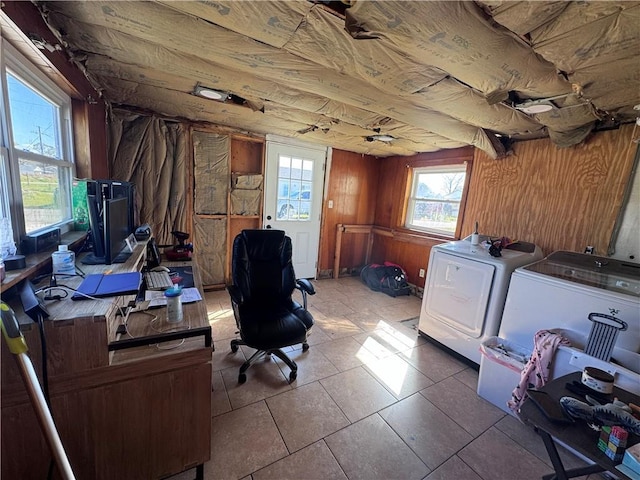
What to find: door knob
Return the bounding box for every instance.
[266,215,272,220]
[266,225,272,229]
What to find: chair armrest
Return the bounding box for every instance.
[296,279,315,295]
[227,285,243,305]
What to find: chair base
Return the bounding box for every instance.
[230,339,309,384]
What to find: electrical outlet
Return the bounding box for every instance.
[328,200,334,209]
[419,268,425,278]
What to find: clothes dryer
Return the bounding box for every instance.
[418,235,543,364]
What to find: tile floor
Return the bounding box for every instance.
[171,276,606,480]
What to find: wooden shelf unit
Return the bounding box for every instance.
[193,132,265,287]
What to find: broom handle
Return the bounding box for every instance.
[1,303,76,480]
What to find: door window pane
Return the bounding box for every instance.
[275,154,314,221]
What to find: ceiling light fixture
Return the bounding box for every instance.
[515,100,555,114]
[514,92,582,115]
[366,134,395,142]
[193,83,229,101]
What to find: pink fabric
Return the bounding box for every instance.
[508,330,571,414]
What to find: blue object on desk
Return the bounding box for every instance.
[72,272,142,300]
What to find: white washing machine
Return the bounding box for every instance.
[499,251,640,375]
[418,235,543,365]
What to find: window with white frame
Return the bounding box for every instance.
[0,38,75,244]
[405,164,467,236]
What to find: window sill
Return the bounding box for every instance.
[371,226,458,245]
[1,231,87,292]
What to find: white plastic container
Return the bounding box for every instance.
[51,245,75,275]
[477,336,529,415]
[164,286,183,323]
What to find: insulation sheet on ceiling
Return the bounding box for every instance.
[194,216,226,286]
[284,6,540,136]
[156,0,313,49]
[530,2,640,70]
[43,2,500,157]
[193,132,229,215]
[345,0,571,101]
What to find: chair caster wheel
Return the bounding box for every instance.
[238,373,247,384]
[289,371,297,382]
[231,342,239,353]
[302,343,310,352]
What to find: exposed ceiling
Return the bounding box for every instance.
[34,1,640,158]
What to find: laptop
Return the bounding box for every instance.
[72,272,142,301]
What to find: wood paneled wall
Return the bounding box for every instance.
[370,148,474,288]
[318,149,379,277]
[462,124,638,256]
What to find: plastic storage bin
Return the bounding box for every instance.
[477,336,530,415]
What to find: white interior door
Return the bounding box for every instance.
[264,139,327,278]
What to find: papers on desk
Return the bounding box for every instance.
[144,287,203,308]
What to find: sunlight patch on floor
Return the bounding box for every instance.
[363,354,410,396]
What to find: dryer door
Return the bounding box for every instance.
[424,251,495,338]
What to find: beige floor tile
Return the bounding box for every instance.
[314,299,356,316]
[211,369,232,417]
[266,382,350,453]
[353,321,426,357]
[316,336,378,372]
[346,311,387,332]
[453,367,480,391]
[313,315,364,340]
[364,354,434,399]
[458,427,552,479]
[400,342,468,382]
[252,440,348,480]
[493,414,590,472]
[272,347,339,386]
[325,414,429,480]
[424,456,482,480]
[320,367,397,422]
[420,376,506,437]
[212,339,246,372]
[208,307,238,341]
[305,324,332,346]
[209,401,288,480]
[221,361,292,409]
[379,393,473,470]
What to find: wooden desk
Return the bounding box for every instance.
[1,245,213,480]
[520,372,639,480]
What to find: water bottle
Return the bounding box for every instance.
[52,245,76,275]
[164,286,183,323]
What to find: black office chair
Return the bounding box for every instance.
[227,229,315,383]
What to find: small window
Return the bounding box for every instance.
[405,164,467,236]
[0,39,75,240]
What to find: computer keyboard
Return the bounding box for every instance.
[144,271,174,290]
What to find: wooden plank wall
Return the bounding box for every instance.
[370,148,475,288]
[317,149,379,277]
[364,127,638,288]
[462,123,638,256]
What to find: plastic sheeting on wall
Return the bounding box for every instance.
[109,110,187,246]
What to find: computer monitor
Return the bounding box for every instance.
[104,196,131,264]
[82,180,134,265]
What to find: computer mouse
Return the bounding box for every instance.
[151,266,170,272]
